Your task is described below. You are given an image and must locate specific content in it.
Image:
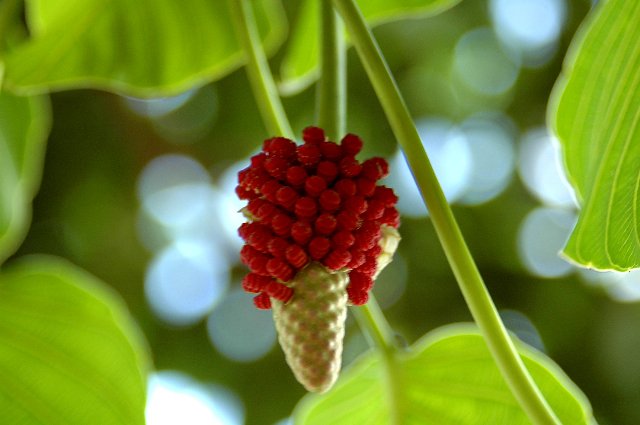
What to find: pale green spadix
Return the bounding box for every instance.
[272,225,400,393]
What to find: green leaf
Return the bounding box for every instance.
[0,92,50,265]
[294,324,593,425]
[0,255,150,425]
[3,0,286,97]
[549,0,640,271]
[279,0,461,95]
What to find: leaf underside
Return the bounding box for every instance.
[550,0,640,271]
[0,256,150,425]
[294,325,593,425]
[4,0,286,97]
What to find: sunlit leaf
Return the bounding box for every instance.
[294,325,593,425]
[3,0,286,97]
[279,0,461,95]
[0,256,150,425]
[0,92,50,265]
[549,0,640,271]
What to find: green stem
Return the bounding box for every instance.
[332,1,561,424]
[317,1,346,141]
[228,0,294,139]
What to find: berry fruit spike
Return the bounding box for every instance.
[236,127,400,392]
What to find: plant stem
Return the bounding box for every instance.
[317,1,346,141]
[228,0,294,139]
[332,1,561,424]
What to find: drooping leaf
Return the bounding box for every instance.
[0,92,50,265]
[294,324,593,425]
[3,0,286,97]
[279,0,461,94]
[549,0,640,271]
[0,256,150,425]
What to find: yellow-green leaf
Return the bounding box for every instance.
[549,0,640,271]
[0,92,50,265]
[4,0,286,97]
[294,325,593,425]
[0,256,150,425]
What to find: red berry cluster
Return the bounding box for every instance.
[236,127,400,309]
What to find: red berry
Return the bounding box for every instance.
[264,137,296,158]
[332,230,355,249]
[356,256,377,277]
[261,179,282,203]
[362,199,386,221]
[294,197,318,218]
[356,177,376,197]
[297,144,321,166]
[254,292,272,309]
[317,161,339,183]
[323,249,351,270]
[373,186,398,208]
[286,166,307,187]
[309,237,331,260]
[319,189,341,212]
[319,141,342,160]
[242,273,273,293]
[333,178,357,198]
[336,210,360,231]
[315,213,337,235]
[344,195,367,215]
[381,208,400,228]
[349,271,374,292]
[266,281,294,303]
[304,175,327,197]
[347,250,366,269]
[268,237,289,258]
[302,126,325,144]
[238,222,257,241]
[267,258,294,282]
[264,157,289,179]
[341,134,363,156]
[285,244,309,268]
[240,244,260,265]
[362,157,389,180]
[248,226,271,252]
[339,156,362,177]
[248,254,269,275]
[250,153,267,168]
[347,286,368,305]
[271,213,294,237]
[292,221,313,245]
[276,186,298,210]
[235,185,256,200]
[256,202,277,222]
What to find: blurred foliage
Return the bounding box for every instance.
[295,325,592,425]
[0,256,149,425]
[2,0,640,424]
[549,0,640,271]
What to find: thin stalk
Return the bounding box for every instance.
[228,0,294,139]
[317,1,346,141]
[318,5,401,423]
[332,1,561,424]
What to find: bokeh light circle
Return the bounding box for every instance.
[518,207,576,278]
[207,289,277,362]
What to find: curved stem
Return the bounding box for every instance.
[317,1,346,141]
[228,0,294,139]
[332,1,561,424]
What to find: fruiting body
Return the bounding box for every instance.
[236,127,400,392]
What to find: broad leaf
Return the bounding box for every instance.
[0,92,50,265]
[549,0,640,271]
[280,0,461,94]
[294,325,593,425]
[0,256,150,425]
[4,0,286,97]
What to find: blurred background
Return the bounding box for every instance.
[12,0,640,424]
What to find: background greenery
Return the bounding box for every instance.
[2,0,639,424]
